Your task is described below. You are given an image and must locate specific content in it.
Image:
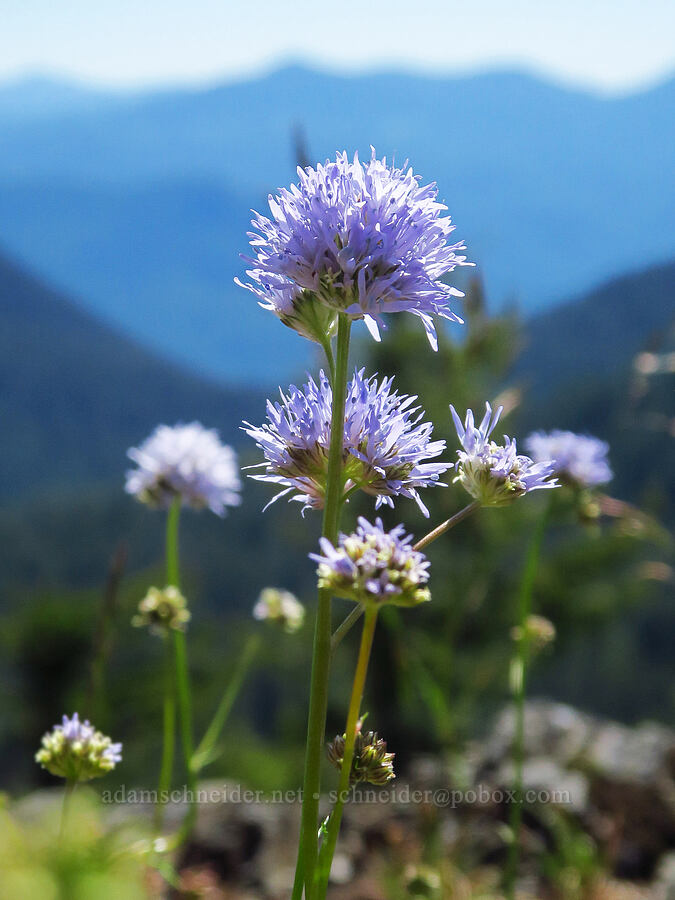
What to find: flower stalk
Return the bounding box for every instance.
[155,498,181,834]
[315,606,379,895]
[413,500,481,551]
[504,502,550,898]
[155,636,175,833]
[192,632,261,772]
[296,313,351,897]
[59,779,76,843]
[159,497,198,841]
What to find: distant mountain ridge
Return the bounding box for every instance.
[0,73,125,122]
[0,249,264,501]
[0,65,673,382]
[2,247,672,506]
[516,260,675,392]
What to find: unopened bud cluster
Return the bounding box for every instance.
[252,587,305,634]
[35,713,122,782]
[327,720,395,786]
[511,614,556,652]
[132,585,190,635]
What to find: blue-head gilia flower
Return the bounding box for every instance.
[252,587,305,634]
[525,430,612,489]
[236,149,472,348]
[125,422,241,516]
[450,404,558,507]
[244,369,449,516]
[35,714,122,782]
[311,517,431,608]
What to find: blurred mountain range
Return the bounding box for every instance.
[2,247,673,508]
[0,249,263,502]
[0,65,673,383]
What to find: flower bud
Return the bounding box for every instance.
[132,585,190,635]
[327,718,395,786]
[252,587,305,634]
[511,614,556,652]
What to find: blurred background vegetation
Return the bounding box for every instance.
[1,254,672,797]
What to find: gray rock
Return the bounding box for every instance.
[655,851,675,900]
[585,721,675,784]
[494,755,589,814]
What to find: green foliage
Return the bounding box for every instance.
[0,791,149,899]
[0,271,672,798]
[0,250,264,502]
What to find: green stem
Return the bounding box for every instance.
[413,501,480,551]
[330,604,364,655]
[166,496,181,586]
[154,497,182,833]
[315,606,379,896]
[291,841,306,900]
[174,628,198,840]
[155,636,175,833]
[504,503,550,898]
[59,779,76,843]
[192,633,261,772]
[329,502,481,654]
[164,497,198,842]
[319,334,336,385]
[294,314,351,899]
[323,315,351,539]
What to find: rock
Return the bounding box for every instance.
[470,701,675,883]
[585,722,675,785]
[654,851,675,900]
[481,700,594,770]
[329,852,354,885]
[494,755,590,814]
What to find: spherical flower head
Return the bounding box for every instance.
[132,585,190,636]
[511,614,556,652]
[252,587,305,634]
[244,368,449,517]
[236,148,473,348]
[125,422,241,516]
[450,404,558,507]
[35,713,122,782]
[525,430,612,489]
[311,517,431,608]
[327,718,395,786]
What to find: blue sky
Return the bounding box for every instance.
[3,0,674,93]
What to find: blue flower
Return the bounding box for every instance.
[35,714,122,782]
[450,404,558,506]
[526,430,612,488]
[311,517,431,608]
[125,422,241,516]
[236,149,472,348]
[244,369,449,516]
